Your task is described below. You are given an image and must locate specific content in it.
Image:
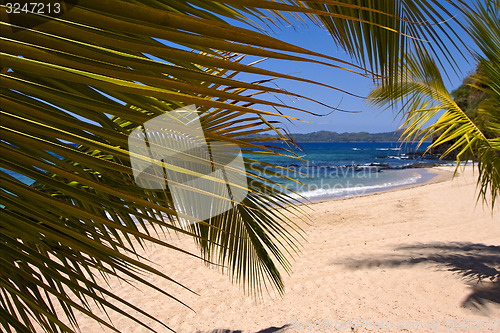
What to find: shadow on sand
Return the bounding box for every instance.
[197,324,290,333]
[344,242,499,313]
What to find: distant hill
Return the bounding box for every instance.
[247,130,430,142]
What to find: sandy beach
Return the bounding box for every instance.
[74,166,499,333]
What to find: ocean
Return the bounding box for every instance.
[247,141,453,201]
[3,141,452,203]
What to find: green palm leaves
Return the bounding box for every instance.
[0,0,473,332]
[369,1,500,207]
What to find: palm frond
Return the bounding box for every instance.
[368,1,500,208]
[0,0,469,331]
[296,0,465,86]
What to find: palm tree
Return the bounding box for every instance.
[0,0,480,332]
[369,0,500,207]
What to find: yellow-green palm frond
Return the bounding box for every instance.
[369,0,500,208]
[0,0,469,332]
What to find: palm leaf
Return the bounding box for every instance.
[1,0,466,331]
[368,0,500,208]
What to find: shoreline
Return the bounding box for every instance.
[301,166,455,205]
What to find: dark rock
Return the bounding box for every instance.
[406,151,441,160]
[403,162,440,169]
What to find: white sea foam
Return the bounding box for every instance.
[293,173,422,200]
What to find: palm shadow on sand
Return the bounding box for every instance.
[198,324,290,333]
[343,242,500,313]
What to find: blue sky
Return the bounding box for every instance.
[236,15,478,134]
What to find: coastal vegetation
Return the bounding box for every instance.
[0,0,498,332]
[451,65,490,118]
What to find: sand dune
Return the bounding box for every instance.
[73,166,499,333]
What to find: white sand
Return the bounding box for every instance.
[73,166,499,333]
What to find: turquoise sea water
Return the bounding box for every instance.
[247,141,452,201]
[3,141,452,203]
